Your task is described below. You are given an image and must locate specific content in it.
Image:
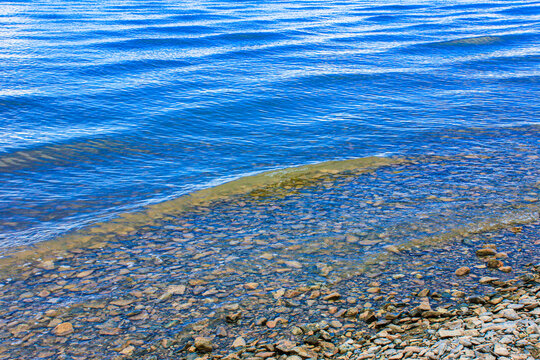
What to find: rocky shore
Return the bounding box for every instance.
[199,265,539,360]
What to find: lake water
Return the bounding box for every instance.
[0,0,539,251]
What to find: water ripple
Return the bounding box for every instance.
[0,0,539,248]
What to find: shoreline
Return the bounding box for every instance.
[185,266,540,360]
[0,156,402,276]
[0,153,538,359]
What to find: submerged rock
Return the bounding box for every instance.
[53,322,73,336]
[455,266,470,276]
[194,337,213,353]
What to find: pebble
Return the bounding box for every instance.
[494,344,509,356]
[438,329,464,338]
[455,267,470,276]
[479,276,499,284]
[476,248,497,257]
[232,336,246,348]
[39,260,55,270]
[385,245,400,254]
[323,292,341,301]
[120,345,135,356]
[487,259,503,269]
[286,356,302,360]
[244,282,259,290]
[194,337,213,353]
[53,322,73,336]
[500,309,519,320]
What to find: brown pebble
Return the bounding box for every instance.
[486,259,503,269]
[76,270,94,278]
[266,320,277,328]
[53,322,73,336]
[232,336,246,348]
[323,292,341,301]
[194,337,213,353]
[455,267,470,276]
[244,282,259,290]
[476,248,496,257]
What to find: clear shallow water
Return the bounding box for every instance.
[0,0,539,249]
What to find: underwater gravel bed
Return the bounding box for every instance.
[0,146,539,359]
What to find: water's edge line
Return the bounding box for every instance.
[0,156,403,274]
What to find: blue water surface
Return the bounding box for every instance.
[0,0,539,248]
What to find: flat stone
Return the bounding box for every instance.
[486,259,503,269]
[120,345,135,356]
[232,336,246,348]
[286,356,302,360]
[438,329,463,338]
[166,285,186,295]
[494,344,509,356]
[455,267,470,276]
[417,300,432,312]
[323,292,341,301]
[500,309,519,320]
[479,276,499,284]
[76,270,94,278]
[255,352,275,358]
[330,320,342,328]
[110,299,134,307]
[385,245,400,254]
[276,340,296,353]
[39,260,55,270]
[284,260,302,269]
[476,248,496,257]
[403,346,423,353]
[53,322,73,336]
[244,282,259,290]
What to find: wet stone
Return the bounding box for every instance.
[455,267,470,276]
[194,337,213,353]
[53,322,73,336]
[1,148,539,359]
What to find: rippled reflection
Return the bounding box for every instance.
[0,0,539,248]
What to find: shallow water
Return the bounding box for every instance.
[0,150,538,358]
[1,0,540,250]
